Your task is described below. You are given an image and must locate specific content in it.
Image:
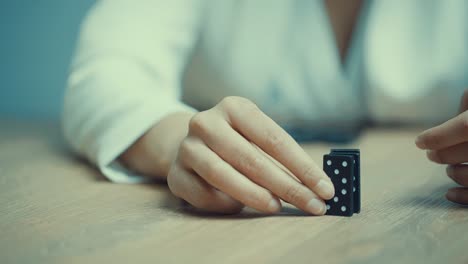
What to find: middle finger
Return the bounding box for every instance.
[446,165,468,187]
[427,142,468,165]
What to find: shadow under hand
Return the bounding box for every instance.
[160,192,312,220]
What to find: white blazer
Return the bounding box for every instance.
[63,0,468,182]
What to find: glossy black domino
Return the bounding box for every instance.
[323,154,355,217]
[331,149,360,213]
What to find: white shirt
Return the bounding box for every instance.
[63,0,468,183]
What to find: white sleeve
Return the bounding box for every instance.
[62,0,202,183]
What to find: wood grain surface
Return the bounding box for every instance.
[1,121,467,264]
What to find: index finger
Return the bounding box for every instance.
[416,111,468,150]
[219,98,333,194]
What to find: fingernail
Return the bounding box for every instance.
[268,199,281,213]
[446,189,457,201]
[317,179,335,200]
[306,198,326,215]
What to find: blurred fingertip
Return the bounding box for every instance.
[415,135,427,149]
[446,189,457,202]
[446,165,453,177]
[426,150,441,163]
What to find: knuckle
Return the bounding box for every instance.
[219,96,255,112]
[188,112,210,134]
[302,165,320,186]
[218,96,239,111]
[265,131,288,154]
[238,153,264,175]
[241,99,260,114]
[282,184,304,205]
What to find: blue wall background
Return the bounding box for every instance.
[0,0,95,119]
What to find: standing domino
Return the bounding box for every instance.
[323,149,361,217]
[330,149,361,213]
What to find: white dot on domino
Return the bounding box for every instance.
[327,160,332,166]
[326,204,331,210]
[342,178,347,184]
[333,196,339,202]
[341,189,347,195]
[353,187,356,192]
[342,161,347,167]
[334,169,339,175]
[341,206,346,212]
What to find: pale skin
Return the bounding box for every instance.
[120,0,468,214]
[121,97,335,215]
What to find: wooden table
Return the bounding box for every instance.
[1,121,467,264]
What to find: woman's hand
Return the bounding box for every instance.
[416,90,468,205]
[167,96,335,214]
